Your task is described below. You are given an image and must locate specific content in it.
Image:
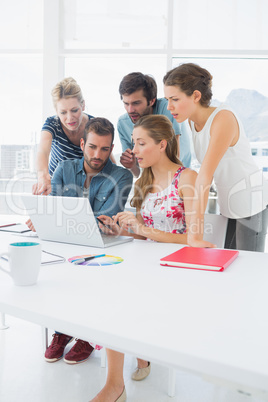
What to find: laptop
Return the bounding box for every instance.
[21,195,134,248]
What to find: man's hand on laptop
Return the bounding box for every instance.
[25,219,36,232]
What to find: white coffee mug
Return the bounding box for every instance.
[0,242,41,286]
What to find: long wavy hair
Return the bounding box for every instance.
[131,115,182,210]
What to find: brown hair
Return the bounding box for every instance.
[163,63,213,107]
[51,77,84,108]
[84,117,114,144]
[131,115,182,210]
[119,72,157,104]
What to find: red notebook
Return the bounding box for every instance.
[160,247,239,272]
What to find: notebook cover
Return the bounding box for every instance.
[160,247,239,272]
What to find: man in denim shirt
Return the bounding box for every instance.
[44,117,133,365]
[118,72,191,177]
[51,117,133,217]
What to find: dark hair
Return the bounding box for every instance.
[163,63,213,107]
[119,72,157,104]
[84,117,114,144]
[131,115,182,210]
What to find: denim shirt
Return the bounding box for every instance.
[51,158,133,217]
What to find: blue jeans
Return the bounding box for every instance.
[224,206,268,252]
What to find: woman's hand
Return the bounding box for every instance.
[113,211,142,234]
[25,219,36,232]
[97,215,121,236]
[32,173,51,195]
[34,131,53,195]
[187,234,216,248]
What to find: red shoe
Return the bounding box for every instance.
[64,339,94,364]
[45,333,74,362]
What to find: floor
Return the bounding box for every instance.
[0,316,267,402]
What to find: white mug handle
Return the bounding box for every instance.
[0,252,11,276]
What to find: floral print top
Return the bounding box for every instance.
[141,167,186,234]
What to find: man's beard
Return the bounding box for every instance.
[84,155,109,171]
[129,104,152,123]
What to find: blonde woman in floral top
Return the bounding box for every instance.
[93,115,197,402]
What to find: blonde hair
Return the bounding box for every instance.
[51,77,84,108]
[131,115,182,210]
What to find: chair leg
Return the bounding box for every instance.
[100,347,106,368]
[168,367,176,397]
[0,312,9,330]
[41,327,49,353]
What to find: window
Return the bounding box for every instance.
[0,0,43,214]
[0,0,43,50]
[0,0,43,148]
[62,0,168,50]
[0,56,43,147]
[173,0,268,51]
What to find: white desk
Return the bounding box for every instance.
[0,233,268,399]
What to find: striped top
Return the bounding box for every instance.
[42,113,93,176]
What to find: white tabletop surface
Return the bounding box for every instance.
[0,232,268,399]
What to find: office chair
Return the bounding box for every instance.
[0,312,9,330]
